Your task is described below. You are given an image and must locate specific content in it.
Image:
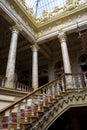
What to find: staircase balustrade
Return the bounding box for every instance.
[0,72,87,130]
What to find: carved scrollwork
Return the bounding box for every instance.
[64,0,81,11]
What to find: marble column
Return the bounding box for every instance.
[58,32,71,73]
[58,32,72,89]
[31,44,39,90]
[5,25,19,89]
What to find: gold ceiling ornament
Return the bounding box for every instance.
[10,24,22,33]
[25,22,29,26]
[48,27,52,31]
[14,0,86,25]
[26,8,34,17]
[36,0,82,23]
[10,5,14,10]
[63,0,82,11]
[34,32,39,40]
[51,6,64,17]
[41,10,50,21]
[21,0,26,6]
[17,17,22,24]
[30,43,40,51]
[68,19,73,24]
[77,15,82,22]
[57,24,63,32]
[58,31,67,43]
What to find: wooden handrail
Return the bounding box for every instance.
[0,77,59,114]
[64,71,87,75]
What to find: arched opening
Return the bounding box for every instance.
[78,54,87,72]
[48,106,87,130]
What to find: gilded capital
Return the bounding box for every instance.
[10,24,22,34]
[58,32,67,43]
[34,32,39,40]
[30,43,40,52]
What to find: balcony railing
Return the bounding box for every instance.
[14,81,33,92]
[0,75,33,92]
[0,75,6,88]
[61,72,87,91]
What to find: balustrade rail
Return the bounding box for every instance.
[0,72,87,130]
[0,75,6,88]
[0,75,32,92]
[61,72,87,90]
[14,81,33,92]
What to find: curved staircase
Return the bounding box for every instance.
[0,72,87,130]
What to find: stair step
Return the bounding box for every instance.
[10,122,32,130]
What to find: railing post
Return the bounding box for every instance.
[52,84,55,99]
[43,89,46,107]
[25,99,28,122]
[84,73,87,87]
[47,87,51,103]
[17,104,20,130]
[8,109,12,130]
[0,116,2,130]
[1,79,5,87]
[31,98,34,116]
[62,78,65,92]
[78,75,82,88]
[56,83,60,95]
[73,76,76,89]
[38,95,40,111]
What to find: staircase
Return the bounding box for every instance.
[0,72,87,130]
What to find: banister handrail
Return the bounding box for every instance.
[0,76,60,114]
[64,71,87,75]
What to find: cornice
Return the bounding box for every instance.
[37,4,87,28]
[8,0,87,29]
[8,0,37,29]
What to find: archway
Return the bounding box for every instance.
[78,54,87,72]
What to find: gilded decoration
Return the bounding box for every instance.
[34,32,39,40]
[36,0,83,23]
[15,0,85,24]
[64,0,82,11]
[58,32,67,43]
[18,0,35,17]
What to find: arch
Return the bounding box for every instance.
[78,54,87,65]
[78,54,87,72]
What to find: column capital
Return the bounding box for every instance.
[10,24,22,34]
[30,43,40,52]
[58,32,67,43]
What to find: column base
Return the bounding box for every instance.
[5,81,14,89]
[65,75,73,89]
